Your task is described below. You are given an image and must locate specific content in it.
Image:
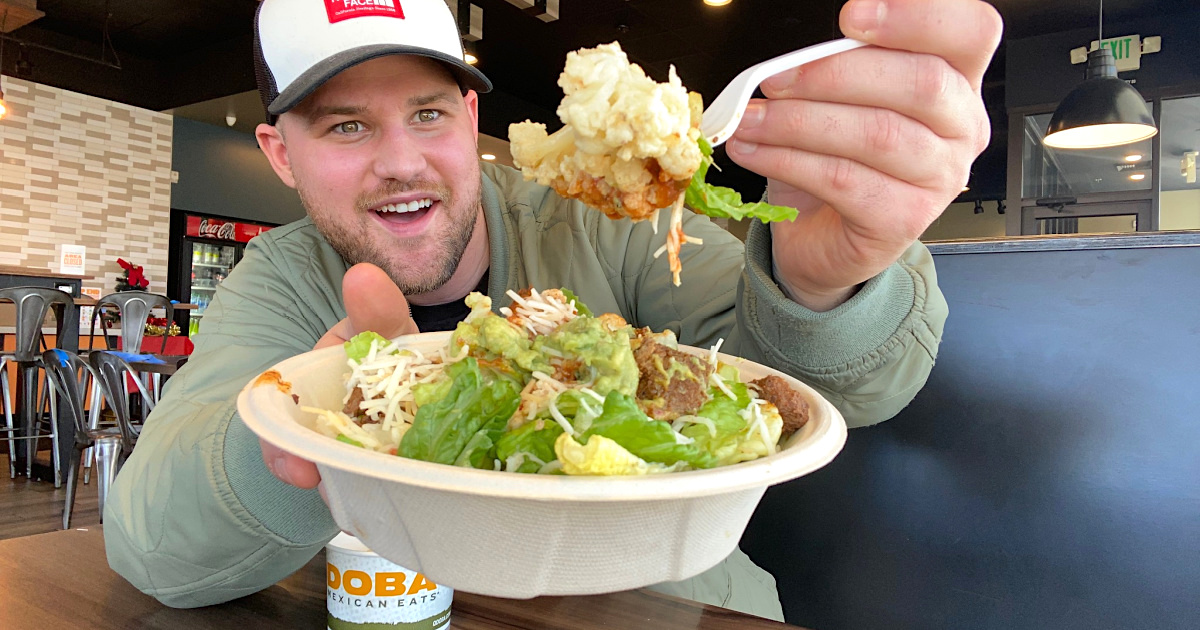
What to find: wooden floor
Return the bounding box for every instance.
[0,453,102,540]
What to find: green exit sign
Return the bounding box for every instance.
[1071,34,1161,72]
[1100,35,1141,70]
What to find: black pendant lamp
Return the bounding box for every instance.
[1043,0,1157,149]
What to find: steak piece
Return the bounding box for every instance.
[750,376,809,434]
[342,386,376,425]
[634,336,711,421]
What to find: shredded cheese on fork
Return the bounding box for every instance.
[652,194,703,286]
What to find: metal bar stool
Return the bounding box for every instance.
[89,291,174,404]
[86,349,154,515]
[40,349,132,529]
[0,286,74,484]
[81,291,174,480]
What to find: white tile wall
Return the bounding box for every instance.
[0,77,173,296]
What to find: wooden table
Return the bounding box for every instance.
[0,265,96,280]
[0,528,799,629]
[0,266,94,300]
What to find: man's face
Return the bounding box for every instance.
[261,56,481,295]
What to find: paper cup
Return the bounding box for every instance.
[326,533,453,630]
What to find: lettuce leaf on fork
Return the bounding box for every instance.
[684,137,799,223]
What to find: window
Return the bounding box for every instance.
[1159,96,1200,231]
[1021,112,1154,200]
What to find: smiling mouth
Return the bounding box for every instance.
[374,198,435,224]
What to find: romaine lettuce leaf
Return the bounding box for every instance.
[559,288,593,317]
[685,381,783,465]
[580,392,717,469]
[681,383,749,462]
[684,137,799,223]
[399,358,521,465]
[556,432,673,476]
[454,417,507,469]
[344,331,392,363]
[412,375,453,407]
[335,434,364,448]
[496,420,564,474]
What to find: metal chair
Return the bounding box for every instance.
[40,349,130,529]
[80,291,174,480]
[88,291,175,357]
[86,350,153,519]
[0,286,74,482]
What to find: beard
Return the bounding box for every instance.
[297,173,480,296]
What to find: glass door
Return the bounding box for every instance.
[188,240,237,335]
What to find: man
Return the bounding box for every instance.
[104,0,1000,621]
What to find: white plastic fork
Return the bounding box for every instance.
[700,38,870,148]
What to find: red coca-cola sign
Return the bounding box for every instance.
[186,216,273,243]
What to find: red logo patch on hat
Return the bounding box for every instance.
[325,0,404,24]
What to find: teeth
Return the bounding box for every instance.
[377,199,434,213]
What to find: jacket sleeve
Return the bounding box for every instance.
[597,211,948,428]
[103,236,342,608]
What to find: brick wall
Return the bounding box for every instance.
[0,77,173,296]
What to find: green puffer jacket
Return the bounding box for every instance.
[104,162,948,621]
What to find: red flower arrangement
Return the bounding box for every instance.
[116,258,150,291]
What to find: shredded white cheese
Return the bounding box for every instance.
[671,414,718,438]
[306,338,449,454]
[499,288,580,337]
[548,395,578,437]
[708,337,724,368]
[710,370,737,401]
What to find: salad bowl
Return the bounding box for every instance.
[237,331,847,598]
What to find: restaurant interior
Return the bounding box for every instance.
[1,1,1197,629]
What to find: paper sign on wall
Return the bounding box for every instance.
[59,244,86,275]
[79,286,102,330]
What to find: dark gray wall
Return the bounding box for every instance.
[170,117,306,225]
[1007,9,1200,109]
[742,243,1200,630]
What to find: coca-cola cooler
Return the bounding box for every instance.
[167,211,277,336]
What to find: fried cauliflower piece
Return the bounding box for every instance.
[509,42,704,221]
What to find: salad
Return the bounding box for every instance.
[305,289,809,476]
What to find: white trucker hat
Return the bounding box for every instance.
[253,0,492,123]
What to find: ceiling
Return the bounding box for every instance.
[1,0,1196,201]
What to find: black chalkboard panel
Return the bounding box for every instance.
[743,243,1200,630]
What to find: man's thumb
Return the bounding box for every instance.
[343,263,420,338]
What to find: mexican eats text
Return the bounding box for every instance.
[304,288,811,475]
